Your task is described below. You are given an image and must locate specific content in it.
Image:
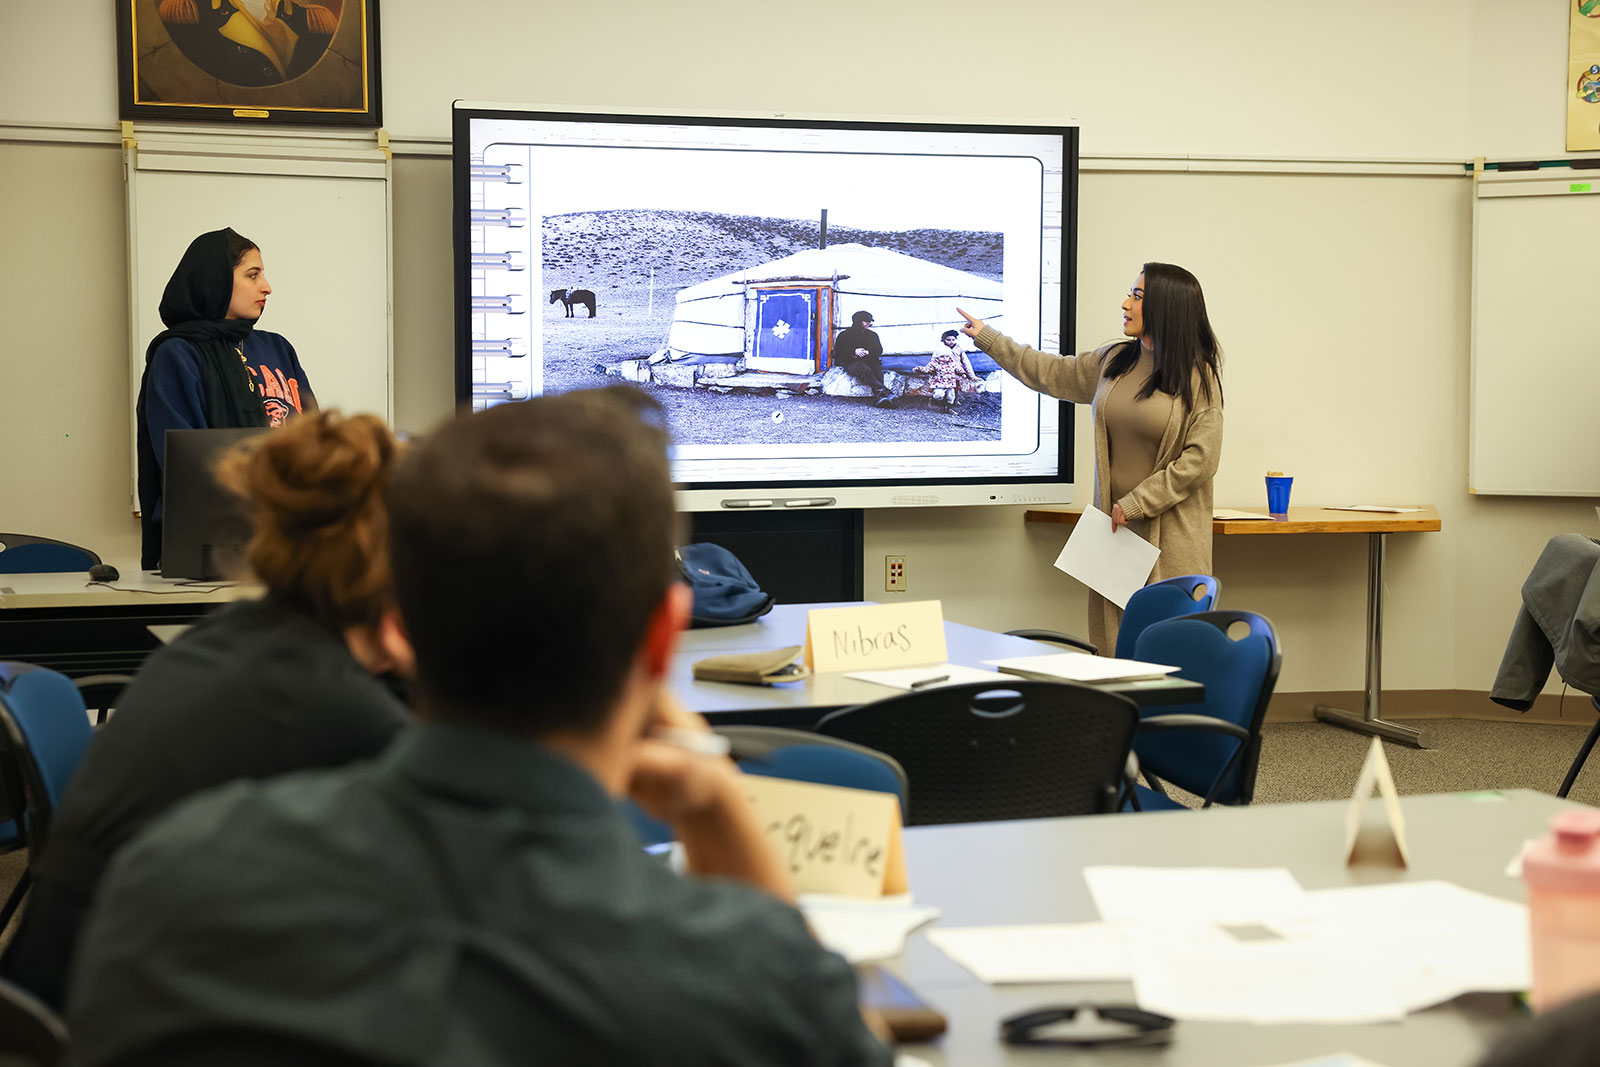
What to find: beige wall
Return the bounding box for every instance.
[2,1,1592,701]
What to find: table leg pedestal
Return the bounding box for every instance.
[1312,531,1431,749]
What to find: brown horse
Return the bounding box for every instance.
[549,288,597,318]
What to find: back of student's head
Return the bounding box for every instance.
[216,410,398,634]
[387,387,680,736]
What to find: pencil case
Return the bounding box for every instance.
[692,645,810,685]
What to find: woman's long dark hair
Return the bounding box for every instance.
[1104,262,1223,410]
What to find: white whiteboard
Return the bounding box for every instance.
[1470,171,1600,496]
[125,127,393,506]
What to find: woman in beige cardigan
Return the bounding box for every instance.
[958,263,1223,654]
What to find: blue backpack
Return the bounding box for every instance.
[677,543,775,628]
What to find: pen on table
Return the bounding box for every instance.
[650,726,734,758]
[910,674,950,690]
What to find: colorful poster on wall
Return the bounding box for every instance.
[1570,0,1600,150]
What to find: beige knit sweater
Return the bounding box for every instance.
[974,327,1224,653]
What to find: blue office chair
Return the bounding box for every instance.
[816,681,1138,826]
[1125,611,1282,811]
[1007,574,1220,658]
[0,663,97,931]
[623,727,908,846]
[716,726,908,812]
[0,535,101,575]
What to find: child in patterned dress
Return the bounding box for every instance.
[915,330,983,411]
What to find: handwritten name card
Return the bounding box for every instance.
[740,775,909,898]
[803,601,948,673]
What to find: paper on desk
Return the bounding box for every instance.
[1085,866,1310,925]
[926,922,1136,983]
[1052,506,1160,609]
[1274,881,1531,1011]
[1128,881,1531,1023]
[843,664,1005,691]
[1214,508,1274,520]
[1126,929,1408,1024]
[1328,505,1425,514]
[985,653,1180,684]
[798,893,940,965]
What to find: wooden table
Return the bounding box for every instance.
[1025,506,1444,747]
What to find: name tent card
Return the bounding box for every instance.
[740,775,909,898]
[803,601,948,673]
[1344,737,1411,868]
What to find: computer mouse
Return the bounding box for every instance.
[89,563,120,583]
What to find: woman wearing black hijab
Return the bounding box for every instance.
[137,228,315,569]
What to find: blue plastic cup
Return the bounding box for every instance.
[1265,475,1293,517]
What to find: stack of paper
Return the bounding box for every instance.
[984,653,1181,684]
[798,893,940,965]
[924,867,1530,1026]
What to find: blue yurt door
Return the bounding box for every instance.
[750,288,820,373]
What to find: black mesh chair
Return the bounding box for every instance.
[814,680,1139,826]
[0,973,67,1066]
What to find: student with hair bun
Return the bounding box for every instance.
[0,410,411,1011]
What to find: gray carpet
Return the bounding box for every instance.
[1253,718,1600,807]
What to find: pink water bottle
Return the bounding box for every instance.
[1523,808,1600,1013]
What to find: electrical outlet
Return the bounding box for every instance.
[885,554,907,592]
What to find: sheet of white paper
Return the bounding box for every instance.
[843,664,1006,691]
[985,653,1180,684]
[1328,505,1425,513]
[1126,930,1408,1024]
[1085,866,1309,925]
[1214,508,1274,520]
[1052,506,1160,609]
[1255,1058,1394,1067]
[798,893,940,965]
[1271,882,1531,1011]
[927,923,1134,983]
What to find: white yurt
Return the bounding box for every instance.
[665,243,1003,375]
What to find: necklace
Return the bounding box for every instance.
[235,341,255,393]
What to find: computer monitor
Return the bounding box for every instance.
[160,427,265,580]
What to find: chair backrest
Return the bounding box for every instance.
[815,681,1139,826]
[1131,611,1282,804]
[0,663,96,852]
[1114,574,1220,659]
[621,726,908,847]
[715,725,909,813]
[0,973,67,1066]
[0,535,99,575]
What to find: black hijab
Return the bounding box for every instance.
[136,228,268,569]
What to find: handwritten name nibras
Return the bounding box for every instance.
[830,622,913,661]
[765,811,884,878]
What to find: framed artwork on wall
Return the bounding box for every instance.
[1571,0,1600,150]
[116,0,381,127]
